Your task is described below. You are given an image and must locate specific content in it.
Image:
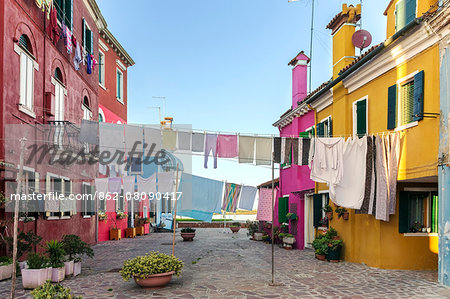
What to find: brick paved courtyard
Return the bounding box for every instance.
[1,228,449,298]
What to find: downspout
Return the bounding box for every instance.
[307,104,318,194]
[298,18,423,107]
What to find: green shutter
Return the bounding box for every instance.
[278,197,289,224]
[317,122,325,137]
[313,194,322,227]
[90,29,94,55]
[387,84,397,130]
[299,131,309,138]
[413,70,424,121]
[356,100,367,136]
[98,53,102,83]
[432,195,438,233]
[327,117,333,137]
[82,18,86,48]
[405,0,416,24]
[398,191,409,233]
[65,0,73,30]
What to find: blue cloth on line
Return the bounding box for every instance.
[237,186,257,211]
[177,173,223,222]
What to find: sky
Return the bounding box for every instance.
[96,0,388,187]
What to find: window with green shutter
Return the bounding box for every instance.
[387,84,397,130]
[395,0,416,32]
[413,70,424,121]
[278,197,289,224]
[399,80,415,126]
[316,122,325,137]
[398,191,438,234]
[83,19,94,55]
[55,0,73,30]
[355,99,367,137]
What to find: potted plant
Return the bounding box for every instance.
[0,256,13,281]
[120,251,183,288]
[261,234,271,243]
[323,205,333,220]
[246,220,259,239]
[335,206,349,220]
[180,227,196,241]
[410,221,423,233]
[326,227,340,240]
[21,253,49,289]
[327,239,343,262]
[6,230,42,268]
[279,233,295,249]
[98,211,108,222]
[62,234,94,277]
[318,217,328,228]
[45,240,66,283]
[229,222,241,233]
[286,213,298,221]
[116,211,128,220]
[109,216,122,240]
[31,281,82,299]
[312,235,329,261]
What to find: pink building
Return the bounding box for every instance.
[272,52,315,250]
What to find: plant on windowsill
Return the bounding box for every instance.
[120,251,184,288]
[116,211,127,220]
[45,240,66,283]
[98,211,108,222]
[323,204,333,220]
[286,212,298,221]
[335,207,349,220]
[410,221,424,233]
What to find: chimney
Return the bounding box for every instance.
[288,51,310,109]
[326,4,361,79]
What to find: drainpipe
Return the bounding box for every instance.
[298,18,423,107]
[307,104,318,194]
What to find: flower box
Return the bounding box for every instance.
[0,264,12,281]
[136,226,145,236]
[110,228,121,240]
[21,268,47,289]
[126,227,136,238]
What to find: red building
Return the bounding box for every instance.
[98,29,133,124]
[96,28,134,241]
[0,0,108,254]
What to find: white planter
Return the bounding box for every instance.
[45,267,52,281]
[0,264,13,281]
[64,260,74,276]
[21,268,47,289]
[51,267,65,283]
[254,232,263,241]
[73,262,81,277]
[283,237,296,245]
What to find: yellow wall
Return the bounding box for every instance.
[332,24,356,79]
[385,0,440,38]
[315,38,440,269]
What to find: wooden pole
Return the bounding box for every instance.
[11,137,26,299]
[271,151,275,285]
[171,164,179,256]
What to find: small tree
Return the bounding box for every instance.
[61,234,94,262]
[6,230,42,260]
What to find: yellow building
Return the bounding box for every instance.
[304,1,446,270]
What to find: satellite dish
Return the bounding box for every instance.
[352,30,372,50]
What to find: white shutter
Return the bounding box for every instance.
[19,53,26,106]
[26,56,34,109]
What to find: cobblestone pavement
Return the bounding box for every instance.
[1,228,449,298]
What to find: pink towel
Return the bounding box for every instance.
[217,134,238,158]
[256,188,274,221]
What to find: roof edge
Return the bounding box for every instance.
[100,28,135,66]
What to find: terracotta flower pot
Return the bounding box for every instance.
[73,262,81,277]
[64,260,74,276]
[110,228,121,240]
[51,266,65,283]
[326,212,333,220]
[180,232,195,241]
[230,226,240,233]
[0,264,12,281]
[315,254,326,261]
[21,268,47,289]
[342,212,349,220]
[332,236,340,240]
[133,271,175,288]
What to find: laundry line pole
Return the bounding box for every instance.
[271,151,275,285]
[172,163,179,256]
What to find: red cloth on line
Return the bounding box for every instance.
[46,7,59,45]
[217,134,238,158]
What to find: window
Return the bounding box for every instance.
[130,156,142,174]
[399,191,439,234]
[387,71,424,130]
[19,35,35,113]
[82,19,93,54]
[82,96,91,120]
[54,78,65,121]
[395,0,416,32]
[313,193,329,227]
[99,51,105,86]
[316,116,332,137]
[49,176,62,217]
[116,68,123,102]
[116,189,125,212]
[23,170,35,195]
[54,0,73,30]
[82,183,95,216]
[99,113,104,122]
[353,97,368,137]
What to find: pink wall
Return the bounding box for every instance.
[291,53,309,109]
